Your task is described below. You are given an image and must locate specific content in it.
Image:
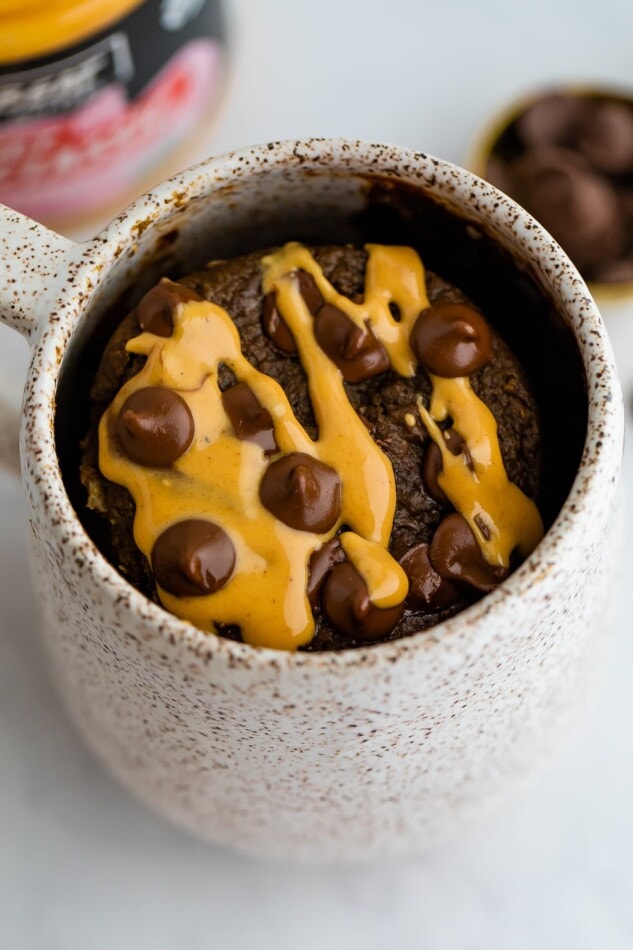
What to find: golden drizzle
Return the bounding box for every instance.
[339,533,408,608]
[416,377,544,567]
[99,255,412,650]
[260,262,395,545]
[263,242,426,376]
[98,242,543,650]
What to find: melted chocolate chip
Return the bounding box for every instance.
[261,272,324,356]
[422,428,473,505]
[259,452,341,533]
[398,542,462,610]
[429,513,507,592]
[410,302,492,378]
[296,271,324,314]
[136,279,202,337]
[221,382,278,454]
[307,537,345,609]
[262,293,297,355]
[313,304,390,382]
[322,561,404,641]
[151,519,236,597]
[116,387,194,467]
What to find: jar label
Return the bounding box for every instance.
[0,0,225,220]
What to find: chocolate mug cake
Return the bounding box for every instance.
[81,241,544,651]
[20,139,609,860]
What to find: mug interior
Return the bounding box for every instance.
[54,149,589,628]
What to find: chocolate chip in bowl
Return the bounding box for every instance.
[469,86,633,297]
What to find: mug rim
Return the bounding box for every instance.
[24,137,624,669]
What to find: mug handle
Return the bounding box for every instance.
[0,204,78,477]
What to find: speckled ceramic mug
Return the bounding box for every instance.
[0,140,624,862]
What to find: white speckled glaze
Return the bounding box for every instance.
[0,141,624,862]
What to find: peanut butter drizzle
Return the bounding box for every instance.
[265,242,423,376]
[99,265,409,650]
[98,242,543,650]
[339,533,408,608]
[417,377,544,566]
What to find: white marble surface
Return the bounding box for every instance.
[2,1,633,947]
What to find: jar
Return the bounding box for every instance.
[0,0,226,231]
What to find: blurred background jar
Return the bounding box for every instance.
[0,0,226,234]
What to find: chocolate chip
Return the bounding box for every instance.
[486,90,633,284]
[422,428,473,505]
[515,92,586,149]
[411,302,492,378]
[313,304,389,382]
[398,542,462,610]
[307,537,345,609]
[136,279,202,337]
[576,100,633,174]
[259,452,341,533]
[116,387,194,467]
[151,519,236,597]
[511,147,625,270]
[296,271,324,314]
[262,293,297,355]
[322,561,404,641]
[221,382,278,454]
[429,513,507,592]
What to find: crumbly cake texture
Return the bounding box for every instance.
[81,245,542,650]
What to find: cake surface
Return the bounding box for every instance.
[81,244,543,651]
